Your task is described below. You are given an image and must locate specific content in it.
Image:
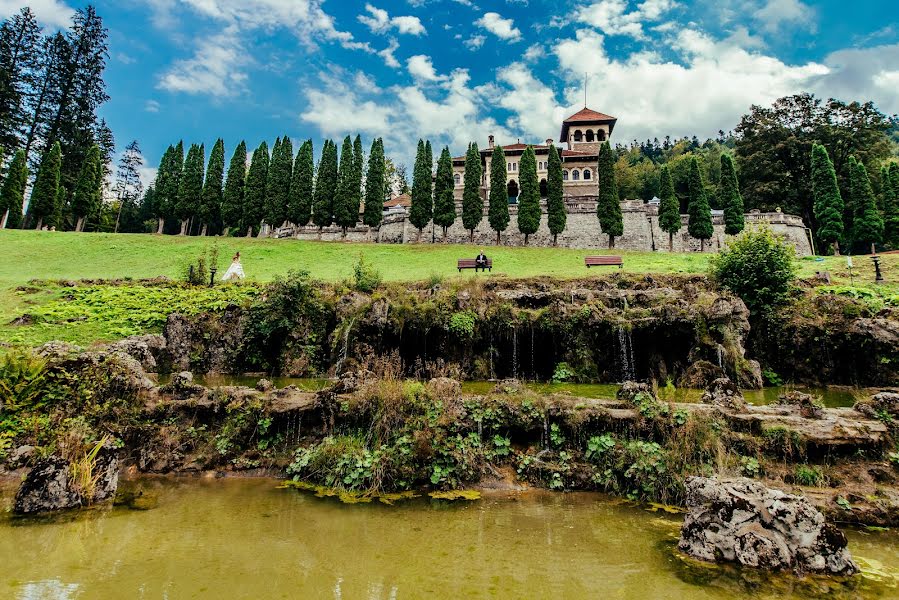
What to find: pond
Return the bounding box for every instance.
[1,477,897,599]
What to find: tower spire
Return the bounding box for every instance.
[584,72,588,108]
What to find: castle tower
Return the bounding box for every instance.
[560,108,617,154]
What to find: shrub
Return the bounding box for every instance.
[447,311,477,338]
[552,362,574,383]
[0,349,47,412]
[353,254,382,293]
[709,226,797,314]
[794,464,823,487]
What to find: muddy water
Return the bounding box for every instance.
[2,477,898,599]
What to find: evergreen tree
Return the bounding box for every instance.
[288,139,313,227]
[461,142,483,242]
[0,8,41,152]
[199,138,224,235]
[221,141,246,235]
[850,158,883,254]
[657,164,680,252]
[596,142,623,248]
[546,145,565,246]
[265,136,292,232]
[880,166,891,212]
[363,138,385,229]
[313,139,337,229]
[885,163,899,248]
[352,134,363,223]
[0,148,27,228]
[811,144,845,255]
[719,153,744,235]
[70,144,100,232]
[432,146,455,238]
[53,184,66,230]
[517,145,540,244]
[152,142,183,234]
[409,139,433,236]
[334,135,358,233]
[844,155,859,240]
[175,143,204,235]
[687,156,714,251]
[243,141,269,237]
[113,139,144,233]
[488,143,509,245]
[28,141,61,229]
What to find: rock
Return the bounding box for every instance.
[492,379,523,394]
[109,334,166,372]
[736,359,764,389]
[678,360,726,389]
[162,306,244,373]
[5,445,35,469]
[14,443,120,515]
[255,378,274,392]
[678,477,858,575]
[701,378,747,411]
[776,391,824,419]
[366,298,390,329]
[616,381,657,404]
[160,371,205,399]
[35,341,82,360]
[854,391,899,419]
[428,377,462,399]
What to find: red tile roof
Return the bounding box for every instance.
[563,107,617,123]
[384,194,411,208]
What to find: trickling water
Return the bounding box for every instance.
[542,413,550,450]
[617,327,636,382]
[716,344,725,369]
[477,419,483,441]
[512,328,519,380]
[623,296,629,311]
[335,318,355,375]
[489,331,495,380]
[530,326,535,381]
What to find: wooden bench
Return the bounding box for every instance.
[458,258,492,272]
[585,256,624,269]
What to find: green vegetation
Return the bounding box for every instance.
[811,144,845,255]
[687,156,713,250]
[243,142,269,237]
[461,142,483,242]
[546,145,566,246]
[335,136,357,234]
[312,140,337,230]
[362,138,385,229]
[596,142,623,248]
[488,143,509,244]
[199,139,225,235]
[409,139,433,235]
[433,146,456,237]
[657,164,680,252]
[266,136,292,230]
[290,140,314,228]
[27,142,62,230]
[719,154,744,235]
[352,255,382,293]
[517,146,540,244]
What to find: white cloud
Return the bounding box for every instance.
[754,0,813,33]
[475,12,522,42]
[464,34,486,50]
[407,54,444,81]
[0,0,75,28]
[575,0,678,40]
[157,27,249,96]
[809,43,899,113]
[145,100,161,113]
[378,38,401,68]
[358,4,426,36]
[523,44,545,61]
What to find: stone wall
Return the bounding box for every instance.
[277,199,813,255]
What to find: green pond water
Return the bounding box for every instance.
[2,477,898,599]
[160,374,871,408]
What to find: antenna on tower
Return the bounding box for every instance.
[584,72,588,108]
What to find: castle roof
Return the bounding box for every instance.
[560,107,617,141]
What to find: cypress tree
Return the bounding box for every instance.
[409,139,433,236]
[517,145,540,244]
[363,138,385,230]
[488,143,509,245]
[0,148,27,229]
[266,136,292,232]
[199,139,224,236]
[432,146,456,239]
[335,135,357,233]
[844,155,859,240]
[28,141,62,230]
[658,164,680,252]
[152,142,183,234]
[719,154,744,235]
[176,143,204,235]
[880,166,891,213]
[461,142,483,242]
[850,158,884,254]
[243,141,269,237]
[313,139,337,229]
[596,142,623,248]
[687,156,714,251]
[221,141,246,235]
[53,185,66,231]
[71,145,101,232]
[885,163,899,249]
[289,140,314,227]
[352,135,364,224]
[811,144,845,255]
[546,145,565,246]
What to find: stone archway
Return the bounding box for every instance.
[507,180,519,203]
[540,179,548,197]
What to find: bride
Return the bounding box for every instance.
[221,252,245,281]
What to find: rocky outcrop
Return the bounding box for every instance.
[776,391,824,419]
[109,334,166,372]
[678,477,858,575]
[854,391,899,419]
[163,306,244,373]
[678,360,726,389]
[159,371,205,400]
[701,378,746,411]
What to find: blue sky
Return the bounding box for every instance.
[6,0,899,181]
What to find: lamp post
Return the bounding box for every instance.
[209,267,217,287]
[871,255,884,284]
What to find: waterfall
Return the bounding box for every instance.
[512,327,519,380]
[618,327,636,382]
[334,317,355,375]
[542,412,550,450]
[716,344,725,369]
[530,326,535,381]
[489,331,495,380]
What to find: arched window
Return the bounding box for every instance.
[562,170,569,181]
[454,173,461,186]
[573,130,583,142]
[572,169,580,181]
[507,179,519,204]
[583,169,592,180]
[539,179,548,197]
[585,130,595,142]
[597,130,606,141]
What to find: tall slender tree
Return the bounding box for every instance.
[461,142,483,242]
[334,135,358,234]
[363,138,385,230]
[243,141,269,237]
[199,138,224,235]
[433,146,456,239]
[850,158,883,254]
[313,139,337,230]
[0,148,27,228]
[409,139,433,237]
[351,134,363,224]
[546,145,565,246]
[596,142,623,248]
[113,139,144,233]
[488,144,509,245]
[70,144,101,232]
[811,144,845,255]
[517,146,540,244]
[265,136,292,233]
[288,139,314,227]
[28,141,61,230]
[175,143,204,235]
[885,163,899,249]
[221,141,246,235]
[152,142,183,234]
[719,153,744,235]
[658,164,680,252]
[0,8,41,152]
[687,156,713,251]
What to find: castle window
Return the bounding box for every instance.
[563,170,569,181]
[583,169,592,180]
[454,173,461,185]
[585,130,595,142]
[597,130,606,141]
[573,130,583,142]
[572,169,580,181]
[540,179,548,197]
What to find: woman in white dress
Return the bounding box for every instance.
[221,252,245,281]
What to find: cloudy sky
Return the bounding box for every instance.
[6,0,898,174]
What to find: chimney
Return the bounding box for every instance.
[545,138,553,147]
[488,134,494,149]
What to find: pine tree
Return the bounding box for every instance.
[409,139,432,236]
[243,141,269,237]
[546,145,565,246]
[517,145,540,244]
[113,139,144,233]
[198,138,224,235]
[53,185,66,230]
[432,147,456,238]
[313,139,337,229]
[719,154,744,235]
[885,163,899,248]
[461,142,483,242]
[334,135,357,234]
[844,155,859,241]
[488,143,509,245]
[70,144,101,232]
[176,143,204,235]
[658,164,680,252]
[880,166,891,213]
[687,156,713,251]
[221,141,246,235]
[811,144,845,255]
[363,138,385,229]
[596,142,623,248]
[0,8,41,152]
[850,158,884,254]
[28,141,62,230]
[0,148,27,228]
[351,134,363,225]
[152,142,183,234]
[265,136,292,233]
[288,139,313,227]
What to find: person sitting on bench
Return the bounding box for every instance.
[475,250,488,271]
